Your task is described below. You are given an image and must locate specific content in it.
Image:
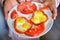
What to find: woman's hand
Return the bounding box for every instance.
[18,0,57,20]
[4,0,18,20]
[44,0,57,20]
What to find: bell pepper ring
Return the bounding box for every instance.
[31,10,48,24]
[14,17,32,34]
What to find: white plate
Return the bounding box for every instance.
[7,2,54,38]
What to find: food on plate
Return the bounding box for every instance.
[11,10,18,19]
[31,10,48,24]
[40,5,49,11]
[25,23,45,36]
[17,2,37,14]
[14,17,32,34]
[10,2,49,37]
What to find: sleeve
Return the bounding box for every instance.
[56,0,60,8]
[0,0,4,7]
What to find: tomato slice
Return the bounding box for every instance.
[25,23,45,36]
[11,10,18,19]
[14,17,32,34]
[17,2,37,14]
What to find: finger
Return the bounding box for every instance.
[52,8,57,20]
[4,0,18,20]
[49,6,57,20]
[4,5,8,20]
[4,9,8,20]
[26,0,30,2]
[17,0,25,3]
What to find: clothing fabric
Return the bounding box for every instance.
[8,29,40,40]
[0,0,60,7]
[56,0,60,7]
[0,6,9,40]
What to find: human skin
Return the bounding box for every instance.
[44,0,57,20]
[3,0,18,20]
[3,0,57,20]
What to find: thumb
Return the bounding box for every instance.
[5,14,8,20]
[4,7,8,20]
[43,0,57,20]
[52,8,57,20]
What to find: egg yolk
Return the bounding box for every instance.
[16,17,25,25]
[22,23,30,29]
[35,10,43,18]
[15,17,31,32]
[31,17,40,24]
[39,16,46,22]
[16,22,31,32]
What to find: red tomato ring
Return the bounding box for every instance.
[14,17,32,34]
[17,2,37,14]
[11,10,18,19]
[25,23,45,36]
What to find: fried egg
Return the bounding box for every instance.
[15,17,31,32]
[31,10,48,24]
